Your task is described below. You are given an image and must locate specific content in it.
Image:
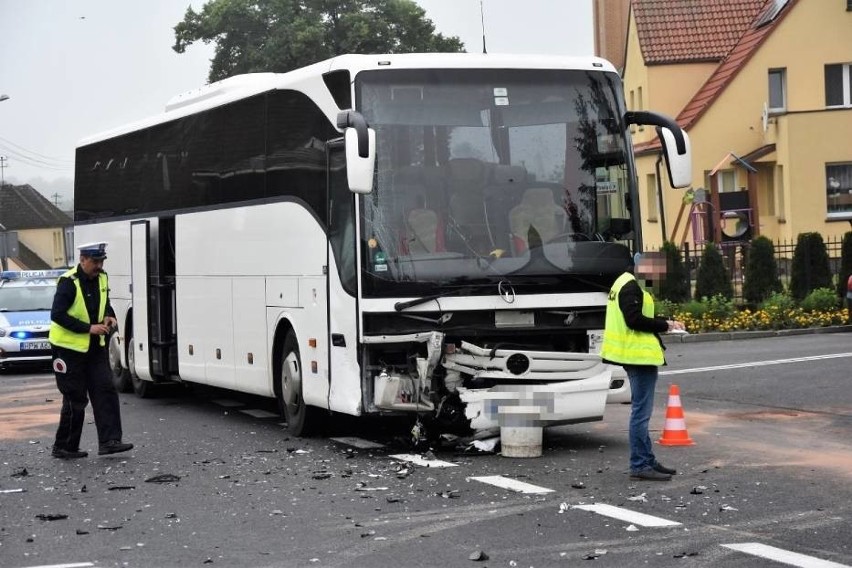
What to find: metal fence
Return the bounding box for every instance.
[675,235,847,304]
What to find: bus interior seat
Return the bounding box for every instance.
[509,187,566,254]
[392,166,445,255]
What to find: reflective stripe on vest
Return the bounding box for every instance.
[599,272,664,366]
[49,268,108,352]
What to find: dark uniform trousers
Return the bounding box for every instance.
[53,344,122,450]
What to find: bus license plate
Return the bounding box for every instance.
[21,341,50,351]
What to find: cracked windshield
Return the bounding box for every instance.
[357,68,635,295]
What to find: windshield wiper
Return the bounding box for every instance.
[393,278,497,312]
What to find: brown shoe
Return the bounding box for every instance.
[630,468,671,481]
[652,462,677,475]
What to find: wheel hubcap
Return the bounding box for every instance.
[281,352,302,422]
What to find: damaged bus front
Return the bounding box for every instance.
[341,59,691,436]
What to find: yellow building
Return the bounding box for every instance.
[622,0,852,249]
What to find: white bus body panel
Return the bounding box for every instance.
[327,248,361,416]
[174,201,329,402]
[130,222,152,381]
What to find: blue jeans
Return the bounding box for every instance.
[624,364,659,472]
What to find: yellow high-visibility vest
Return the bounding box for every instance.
[600,272,664,366]
[49,268,108,352]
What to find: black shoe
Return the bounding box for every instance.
[52,447,88,459]
[98,440,134,455]
[652,462,677,475]
[630,468,672,481]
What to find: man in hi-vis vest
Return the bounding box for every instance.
[48,242,133,459]
[600,251,685,481]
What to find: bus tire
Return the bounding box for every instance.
[108,331,133,393]
[127,332,154,398]
[277,331,321,437]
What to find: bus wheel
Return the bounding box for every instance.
[127,333,153,398]
[277,331,320,437]
[108,331,132,393]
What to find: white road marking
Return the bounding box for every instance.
[572,503,681,527]
[239,408,279,419]
[390,454,458,468]
[211,399,244,407]
[468,475,554,494]
[660,353,852,376]
[330,437,385,449]
[722,543,851,568]
[18,563,95,568]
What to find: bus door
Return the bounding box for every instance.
[130,221,153,381]
[325,141,362,416]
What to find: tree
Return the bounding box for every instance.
[173,0,466,83]
[658,241,689,303]
[742,236,783,305]
[694,243,732,300]
[789,232,832,301]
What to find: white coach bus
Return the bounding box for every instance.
[75,53,690,437]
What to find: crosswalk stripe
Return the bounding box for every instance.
[211,399,244,407]
[239,408,279,419]
[389,454,458,468]
[330,437,385,449]
[18,563,95,568]
[468,475,554,494]
[722,543,851,568]
[573,503,681,527]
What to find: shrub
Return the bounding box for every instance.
[658,241,690,303]
[789,232,832,301]
[800,287,840,312]
[742,236,783,305]
[694,243,733,300]
[837,231,852,302]
[759,291,796,313]
[654,298,678,318]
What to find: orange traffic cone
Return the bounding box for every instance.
[658,384,695,446]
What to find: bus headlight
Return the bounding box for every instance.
[0,328,7,337]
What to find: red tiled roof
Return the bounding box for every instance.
[634,0,798,154]
[633,0,767,64]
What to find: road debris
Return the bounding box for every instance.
[469,550,489,561]
[10,467,28,477]
[146,473,181,483]
[35,513,67,521]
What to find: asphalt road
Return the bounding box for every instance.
[0,332,850,568]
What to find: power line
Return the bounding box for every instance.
[0,135,74,164]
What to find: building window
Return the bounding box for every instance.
[768,68,786,112]
[827,163,852,216]
[719,170,737,193]
[646,173,658,221]
[825,63,852,107]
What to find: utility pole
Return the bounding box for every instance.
[0,155,7,187]
[51,192,62,207]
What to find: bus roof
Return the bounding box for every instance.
[76,53,617,148]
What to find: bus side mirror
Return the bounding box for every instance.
[657,126,692,188]
[624,110,692,188]
[337,110,376,194]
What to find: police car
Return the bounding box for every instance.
[0,270,65,371]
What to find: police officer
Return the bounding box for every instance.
[49,242,133,459]
[600,251,684,481]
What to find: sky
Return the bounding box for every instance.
[0,0,593,208]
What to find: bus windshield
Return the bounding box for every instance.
[356,68,635,297]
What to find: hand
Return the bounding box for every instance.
[89,323,111,336]
[103,316,117,330]
[666,319,685,332]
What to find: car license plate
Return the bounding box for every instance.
[21,341,50,351]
